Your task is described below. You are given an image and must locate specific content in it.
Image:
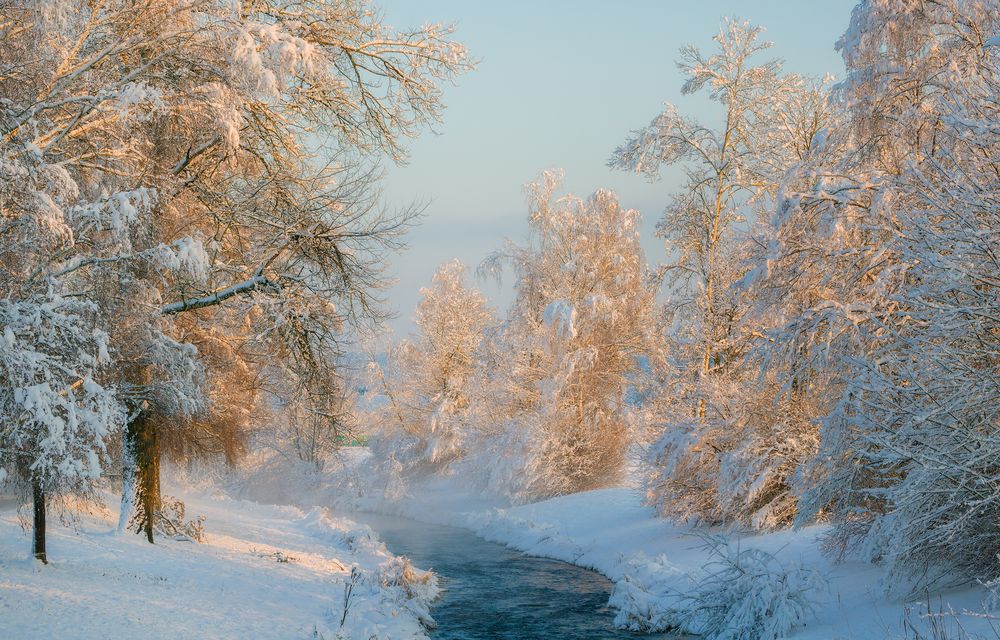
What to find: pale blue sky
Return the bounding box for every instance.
[376,0,857,335]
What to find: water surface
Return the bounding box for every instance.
[350,512,674,640]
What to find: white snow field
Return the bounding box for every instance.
[0,491,438,640]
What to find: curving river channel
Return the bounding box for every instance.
[349,512,674,640]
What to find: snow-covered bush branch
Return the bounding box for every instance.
[612,536,826,639]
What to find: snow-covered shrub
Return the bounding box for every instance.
[612,536,826,639]
[367,556,440,630]
[643,415,723,525]
[456,413,556,502]
[376,555,440,603]
[131,495,206,542]
[641,359,822,531]
[610,553,689,633]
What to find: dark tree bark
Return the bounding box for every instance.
[126,411,160,544]
[32,476,46,564]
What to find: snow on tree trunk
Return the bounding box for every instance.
[117,430,137,535]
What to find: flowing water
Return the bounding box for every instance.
[350,512,674,640]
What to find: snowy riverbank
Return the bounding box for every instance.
[11,456,987,639]
[0,489,438,640]
[230,452,1000,639]
[462,488,996,639]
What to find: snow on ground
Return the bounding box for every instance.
[464,488,997,639]
[0,488,438,640]
[230,450,1000,640]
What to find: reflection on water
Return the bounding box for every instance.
[348,512,676,640]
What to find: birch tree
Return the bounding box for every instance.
[610,20,792,421]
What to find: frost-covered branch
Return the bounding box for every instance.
[161,273,281,315]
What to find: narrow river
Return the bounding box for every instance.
[349,512,673,640]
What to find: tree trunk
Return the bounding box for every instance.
[32,476,47,564]
[117,428,136,534]
[126,411,160,544]
[698,271,714,421]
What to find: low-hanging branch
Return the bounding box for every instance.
[161,272,280,315]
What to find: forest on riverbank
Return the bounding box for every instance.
[365,0,1000,594]
[2,1,999,639]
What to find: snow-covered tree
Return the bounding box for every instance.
[1,0,472,542]
[373,260,494,474]
[788,0,1000,583]
[690,76,853,531]
[611,19,794,418]
[0,129,128,561]
[611,20,836,527]
[475,172,659,499]
[0,297,123,563]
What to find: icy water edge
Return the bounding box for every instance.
[349,512,675,640]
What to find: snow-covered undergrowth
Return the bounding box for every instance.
[610,535,826,638]
[0,488,438,639]
[227,452,1000,640]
